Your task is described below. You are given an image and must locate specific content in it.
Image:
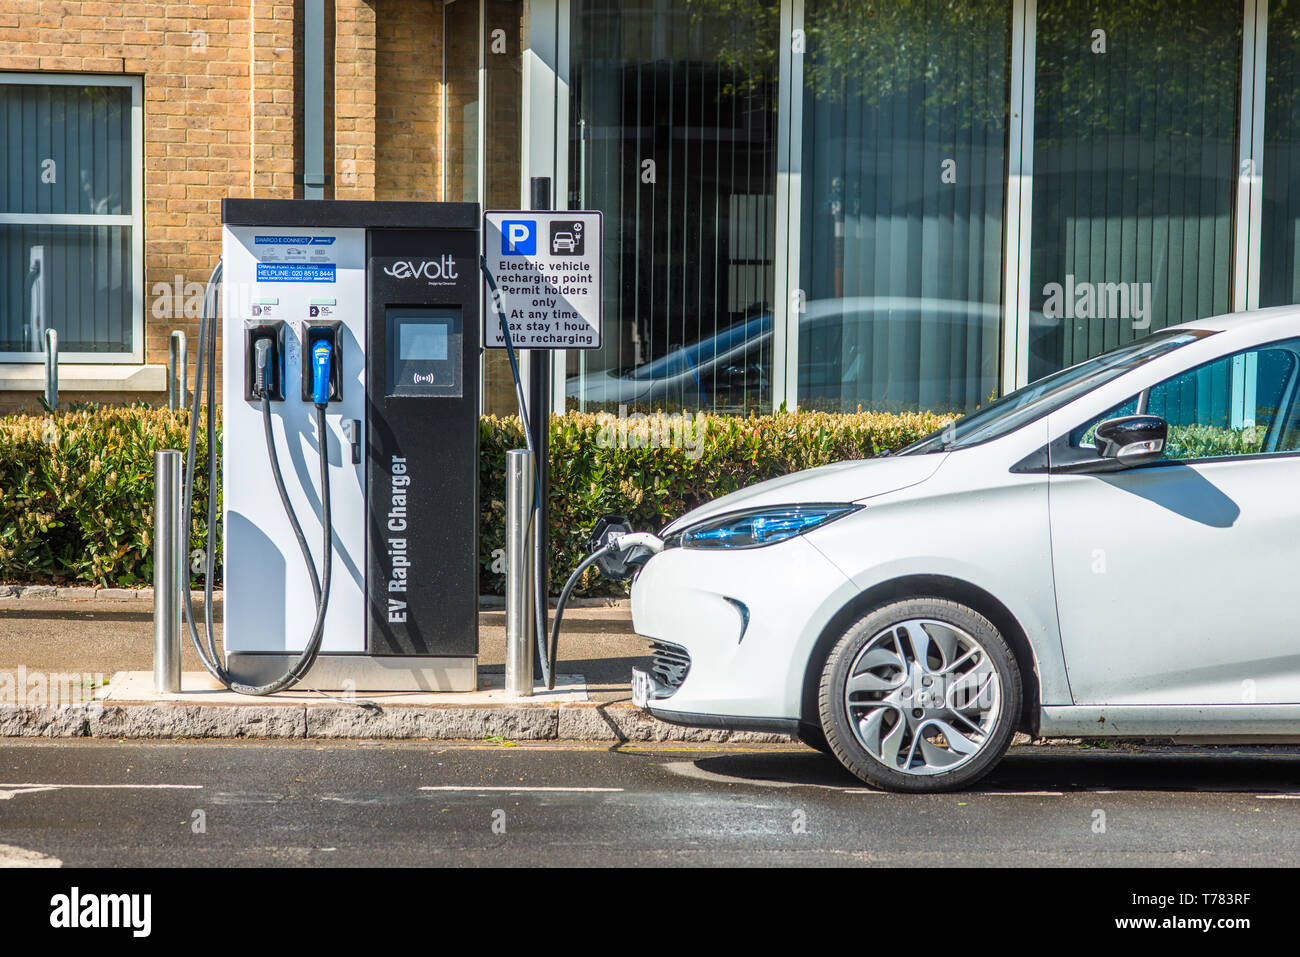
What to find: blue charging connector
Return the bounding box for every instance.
[311,339,332,406]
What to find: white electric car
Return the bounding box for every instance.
[630,306,1300,791]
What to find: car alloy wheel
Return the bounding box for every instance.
[844,618,999,775]
[819,599,1021,792]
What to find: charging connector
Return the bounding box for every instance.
[301,320,342,403]
[254,338,272,397]
[545,526,664,689]
[311,339,332,407]
[243,321,285,402]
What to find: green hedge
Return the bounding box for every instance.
[1,405,955,594]
[0,407,217,586]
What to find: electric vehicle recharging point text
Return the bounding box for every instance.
[212,200,481,693]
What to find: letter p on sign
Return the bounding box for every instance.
[502,220,536,256]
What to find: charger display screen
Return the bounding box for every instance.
[386,308,462,397]
[400,323,448,361]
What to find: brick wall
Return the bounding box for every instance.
[0,0,291,412]
[374,0,440,202]
[0,0,526,414]
[334,0,375,199]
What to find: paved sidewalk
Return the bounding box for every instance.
[0,596,796,744]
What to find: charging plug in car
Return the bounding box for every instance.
[543,515,666,690]
[587,514,660,579]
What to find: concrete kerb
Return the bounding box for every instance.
[0,700,793,743]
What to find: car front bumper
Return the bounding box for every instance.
[629,533,860,728]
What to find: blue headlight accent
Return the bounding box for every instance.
[677,504,859,549]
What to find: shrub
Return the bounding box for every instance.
[483,408,954,594]
[0,405,216,586]
[1,406,954,594]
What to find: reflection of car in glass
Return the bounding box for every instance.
[630,308,1300,791]
[552,231,578,253]
[566,298,1052,411]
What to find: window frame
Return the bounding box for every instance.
[0,72,144,365]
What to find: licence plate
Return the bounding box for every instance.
[631,668,653,709]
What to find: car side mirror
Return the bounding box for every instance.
[1094,414,1167,467]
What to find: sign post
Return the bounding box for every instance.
[482,207,603,688]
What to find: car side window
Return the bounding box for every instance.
[1070,339,1300,461]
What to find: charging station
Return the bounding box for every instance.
[218,200,479,692]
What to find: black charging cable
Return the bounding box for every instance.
[247,348,334,695]
[181,260,335,696]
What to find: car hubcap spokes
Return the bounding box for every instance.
[843,619,1001,776]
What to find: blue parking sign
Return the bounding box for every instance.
[501,220,537,255]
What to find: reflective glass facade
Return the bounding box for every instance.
[557,0,1299,415]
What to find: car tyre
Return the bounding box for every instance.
[818,598,1021,793]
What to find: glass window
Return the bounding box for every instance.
[0,78,138,357]
[1261,0,1300,307]
[567,0,779,413]
[796,0,1011,415]
[1028,0,1242,381]
[1070,339,1300,460]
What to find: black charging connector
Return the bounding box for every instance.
[301,320,343,403]
[243,321,286,401]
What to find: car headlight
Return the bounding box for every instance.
[668,504,860,550]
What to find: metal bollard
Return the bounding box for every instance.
[43,328,58,410]
[153,450,183,694]
[505,448,535,697]
[168,330,187,411]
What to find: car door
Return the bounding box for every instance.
[1049,338,1300,705]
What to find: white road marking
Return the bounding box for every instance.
[0,844,61,868]
[0,787,58,800]
[970,790,1064,797]
[420,786,623,793]
[0,782,202,800]
[1256,793,1300,800]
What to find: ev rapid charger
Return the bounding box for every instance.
[219,200,480,692]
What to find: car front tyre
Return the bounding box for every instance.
[818,598,1021,793]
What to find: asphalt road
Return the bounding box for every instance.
[1,739,1298,867]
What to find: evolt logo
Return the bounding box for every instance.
[382,254,459,283]
[49,887,151,937]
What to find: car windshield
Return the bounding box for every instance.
[898,329,1215,454]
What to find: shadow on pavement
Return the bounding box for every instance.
[689,746,1300,794]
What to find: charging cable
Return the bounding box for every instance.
[181,260,337,696]
[246,338,334,695]
[546,532,664,685]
